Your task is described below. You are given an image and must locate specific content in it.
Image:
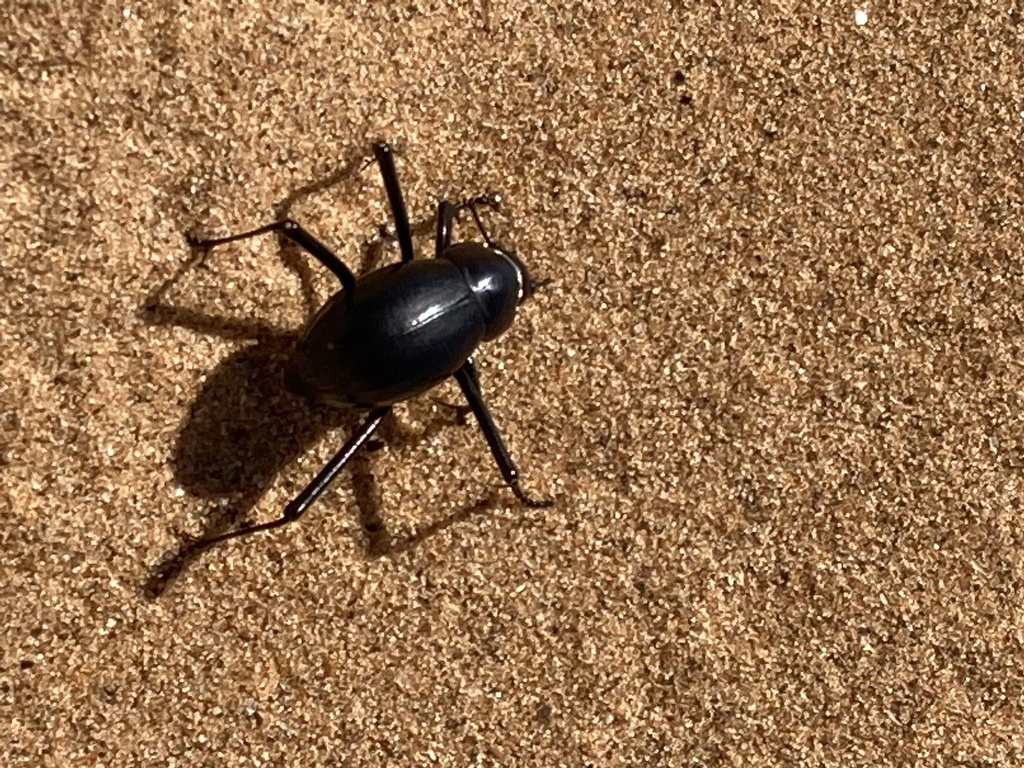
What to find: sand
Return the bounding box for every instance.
[3,1,1023,765]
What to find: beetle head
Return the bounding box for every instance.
[498,248,541,303]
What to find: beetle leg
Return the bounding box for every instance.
[463,197,501,248]
[372,143,415,262]
[435,196,503,254]
[186,407,391,553]
[454,359,553,508]
[461,354,483,391]
[435,200,457,255]
[186,219,358,299]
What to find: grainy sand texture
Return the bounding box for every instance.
[3,1,1024,765]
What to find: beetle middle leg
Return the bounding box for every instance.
[454,358,553,508]
[186,219,358,300]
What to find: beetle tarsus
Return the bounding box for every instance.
[511,481,555,509]
[180,219,358,299]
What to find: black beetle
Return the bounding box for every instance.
[184,142,552,553]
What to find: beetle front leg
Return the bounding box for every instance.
[453,359,553,508]
[434,195,503,255]
[186,219,358,299]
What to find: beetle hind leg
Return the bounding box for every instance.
[184,407,391,554]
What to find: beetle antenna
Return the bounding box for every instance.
[467,204,496,247]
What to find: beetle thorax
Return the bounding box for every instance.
[442,242,523,340]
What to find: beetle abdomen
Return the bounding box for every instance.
[286,260,486,407]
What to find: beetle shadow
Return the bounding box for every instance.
[142,166,493,598]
